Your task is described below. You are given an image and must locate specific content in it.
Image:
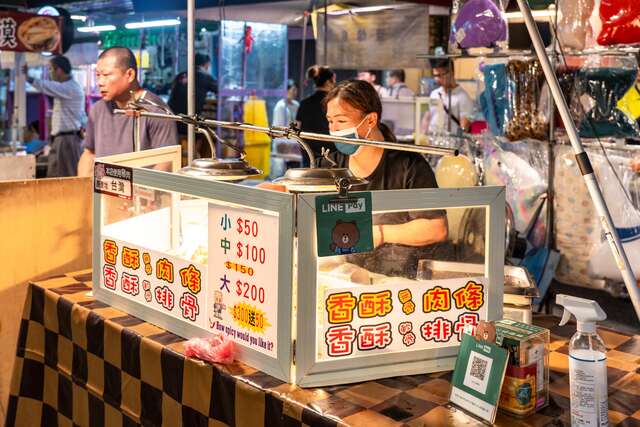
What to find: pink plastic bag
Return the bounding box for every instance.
[184,334,235,364]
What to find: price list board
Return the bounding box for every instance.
[208,204,280,357]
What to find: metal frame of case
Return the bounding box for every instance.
[295,186,506,386]
[92,146,296,381]
[92,146,506,385]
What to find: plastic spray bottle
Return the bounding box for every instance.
[556,294,608,427]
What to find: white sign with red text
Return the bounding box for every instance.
[100,236,207,328]
[208,204,279,357]
[319,276,488,360]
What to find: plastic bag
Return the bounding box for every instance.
[504,59,548,141]
[184,334,235,364]
[597,0,640,46]
[449,0,508,52]
[557,0,595,50]
[479,62,510,136]
[482,137,548,243]
[574,55,639,138]
[588,154,640,280]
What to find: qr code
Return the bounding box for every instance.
[470,355,488,381]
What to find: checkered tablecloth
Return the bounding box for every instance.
[7,270,640,426]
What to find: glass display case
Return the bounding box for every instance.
[93,146,505,386]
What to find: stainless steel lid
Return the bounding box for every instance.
[272,167,368,192]
[178,157,261,181]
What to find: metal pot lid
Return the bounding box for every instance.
[272,167,368,192]
[178,157,261,181]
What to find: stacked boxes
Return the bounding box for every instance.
[496,319,550,417]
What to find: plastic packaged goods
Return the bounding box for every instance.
[588,153,640,280]
[577,66,638,137]
[449,0,508,52]
[479,62,510,136]
[184,334,235,364]
[557,0,595,50]
[482,138,548,244]
[504,59,548,141]
[597,0,640,46]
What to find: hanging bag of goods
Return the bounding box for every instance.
[504,59,548,141]
[572,54,639,138]
[449,0,508,53]
[557,0,596,50]
[597,0,640,46]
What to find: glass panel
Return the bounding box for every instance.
[316,207,488,362]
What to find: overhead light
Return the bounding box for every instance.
[125,19,180,29]
[77,25,116,32]
[201,27,207,33]
[71,15,87,21]
[327,5,396,15]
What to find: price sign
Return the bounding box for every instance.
[208,205,279,357]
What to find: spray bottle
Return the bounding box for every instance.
[556,294,608,427]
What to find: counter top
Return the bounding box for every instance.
[7,270,640,426]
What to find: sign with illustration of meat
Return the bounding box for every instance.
[0,12,62,53]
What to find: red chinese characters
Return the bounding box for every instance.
[423,286,451,313]
[180,292,200,322]
[454,312,480,340]
[420,317,453,342]
[154,286,175,311]
[103,265,118,290]
[358,290,393,318]
[326,292,357,324]
[121,272,140,296]
[452,281,484,311]
[398,321,413,335]
[403,332,416,347]
[179,264,202,294]
[325,325,357,357]
[357,323,392,351]
[103,240,118,265]
[156,258,174,283]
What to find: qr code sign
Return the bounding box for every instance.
[470,355,488,381]
[463,351,493,394]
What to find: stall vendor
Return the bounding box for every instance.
[323,79,449,277]
[78,47,177,176]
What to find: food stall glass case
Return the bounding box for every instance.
[92,146,505,386]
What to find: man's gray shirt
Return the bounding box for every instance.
[84,91,177,157]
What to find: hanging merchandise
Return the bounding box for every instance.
[557,0,595,50]
[479,61,510,136]
[449,0,508,52]
[504,59,548,141]
[574,55,639,138]
[588,154,640,281]
[597,0,640,46]
[482,138,548,244]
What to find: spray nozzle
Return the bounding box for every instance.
[556,294,606,333]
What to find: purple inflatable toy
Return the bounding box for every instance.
[450,0,507,49]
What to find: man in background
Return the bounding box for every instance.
[382,70,415,98]
[421,58,474,134]
[357,70,384,96]
[168,53,218,158]
[78,47,177,176]
[24,55,86,177]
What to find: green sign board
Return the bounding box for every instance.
[450,333,509,423]
[315,192,373,258]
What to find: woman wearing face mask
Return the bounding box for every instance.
[323,79,449,277]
